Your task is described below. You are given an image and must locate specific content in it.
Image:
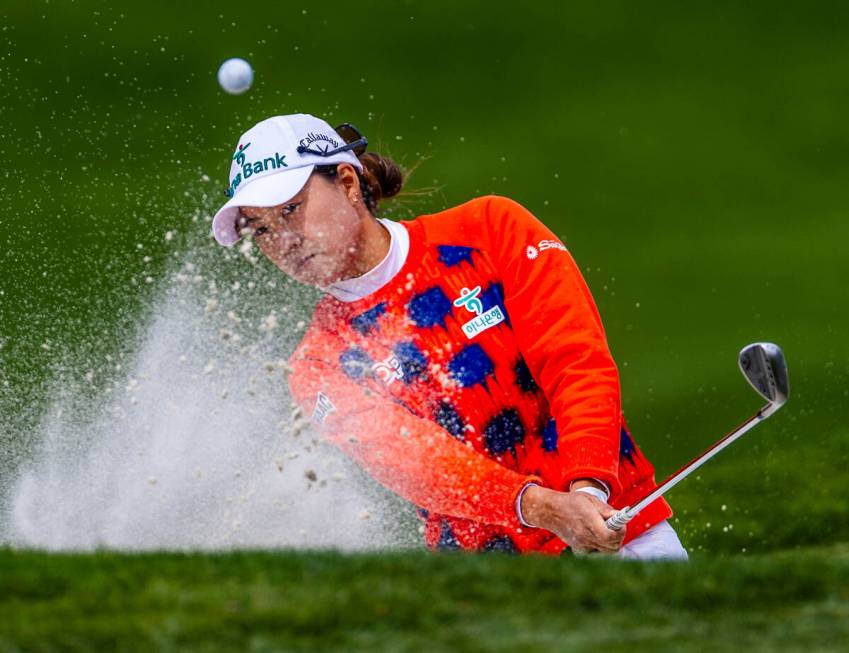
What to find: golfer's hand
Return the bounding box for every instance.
[520,485,625,554]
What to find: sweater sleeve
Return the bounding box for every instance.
[287,335,544,529]
[483,195,624,496]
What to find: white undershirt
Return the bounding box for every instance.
[323,218,410,302]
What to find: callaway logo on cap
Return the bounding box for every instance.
[211,113,364,247]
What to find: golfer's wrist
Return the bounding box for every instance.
[569,478,610,502]
[517,483,550,529]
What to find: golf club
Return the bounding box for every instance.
[606,342,789,531]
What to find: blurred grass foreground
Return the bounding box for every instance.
[2,546,849,652]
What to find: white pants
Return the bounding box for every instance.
[616,520,688,561]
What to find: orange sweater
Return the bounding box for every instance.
[288,195,672,554]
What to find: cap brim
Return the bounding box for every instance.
[211,165,315,246]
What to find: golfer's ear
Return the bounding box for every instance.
[334,163,361,197]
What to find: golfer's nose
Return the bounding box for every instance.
[276,230,304,257]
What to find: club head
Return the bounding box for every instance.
[738,342,789,408]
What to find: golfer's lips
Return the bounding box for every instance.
[294,253,317,271]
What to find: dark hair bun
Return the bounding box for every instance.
[358,152,404,212]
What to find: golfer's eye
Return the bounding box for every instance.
[282,202,301,216]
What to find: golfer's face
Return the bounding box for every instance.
[237,172,361,286]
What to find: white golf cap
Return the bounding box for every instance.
[211,113,364,246]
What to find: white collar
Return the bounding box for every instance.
[323,218,410,302]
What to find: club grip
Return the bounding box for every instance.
[606,508,633,531]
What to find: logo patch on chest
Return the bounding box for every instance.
[453,286,505,339]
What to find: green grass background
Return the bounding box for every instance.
[1,0,848,650]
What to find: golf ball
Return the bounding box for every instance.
[217,58,254,95]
